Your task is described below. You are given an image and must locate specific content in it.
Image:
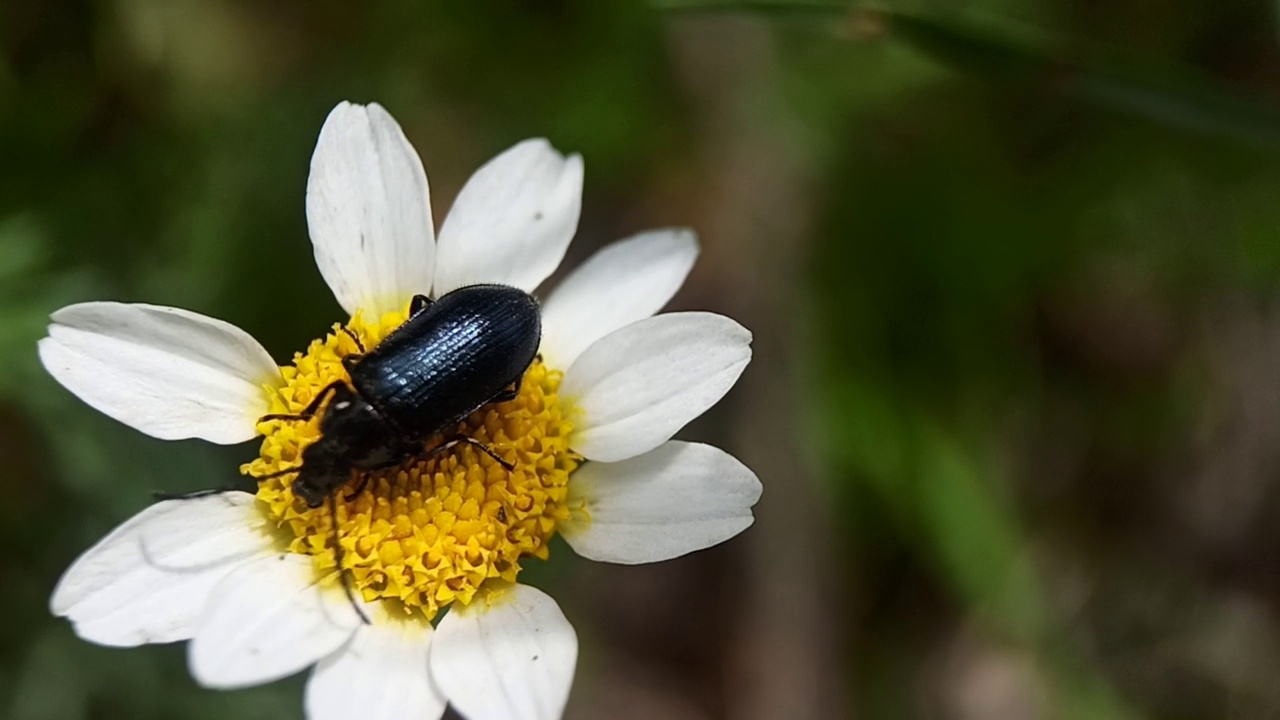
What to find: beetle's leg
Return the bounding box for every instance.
[329,493,371,626]
[338,328,366,374]
[247,465,302,481]
[489,385,519,403]
[339,326,367,354]
[425,435,516,472]
[340,354,364,374]
[344,472,372,502]
[258,381,344,423]
[463,437,517,471]
[489,372,526,404]
[409,294,433,316]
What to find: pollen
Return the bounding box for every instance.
[242,306,579,621]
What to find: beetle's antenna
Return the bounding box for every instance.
[258,381,346,425]
[329,493,370,626]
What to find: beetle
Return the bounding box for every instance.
[257,283,542,507]
[241,284,539,623]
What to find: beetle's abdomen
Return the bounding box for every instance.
[348,284,541,438]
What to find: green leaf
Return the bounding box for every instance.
[659,1,1280,149]
[880,9,1280,149]
[654,0,849,14]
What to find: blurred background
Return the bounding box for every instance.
[4,1,1280,718]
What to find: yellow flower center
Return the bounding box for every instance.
[241,305,579,621]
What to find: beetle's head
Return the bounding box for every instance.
[292,471,331,508]
[289,384,401,509]
[291,435,352,508]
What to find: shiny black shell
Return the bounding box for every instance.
[347,284,541,438]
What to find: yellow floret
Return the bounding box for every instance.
[241,306,579,620]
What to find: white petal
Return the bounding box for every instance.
[190,553,362,690]
[307,101,435,316]
[430,584,577,720]
[560,442,761,564]
[306,615,446,720]
[38,302,280,444]
[432,139,583,295]
[539,229,699,370]
[50,492,274,647]
[561,312,752,463]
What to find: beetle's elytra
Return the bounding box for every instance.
[257,283,541,509]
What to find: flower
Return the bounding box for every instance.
[39,101,760,720]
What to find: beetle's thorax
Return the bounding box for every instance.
[293,385,407,507]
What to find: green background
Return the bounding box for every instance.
[4,1,1280,718]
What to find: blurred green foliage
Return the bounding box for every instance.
[6,1,1280,718]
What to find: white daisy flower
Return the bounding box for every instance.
[39,101,760,720]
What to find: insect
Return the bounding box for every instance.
[258,283,541,505]
[252,283,541,620]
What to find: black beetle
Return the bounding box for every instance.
[257,283,541,508]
